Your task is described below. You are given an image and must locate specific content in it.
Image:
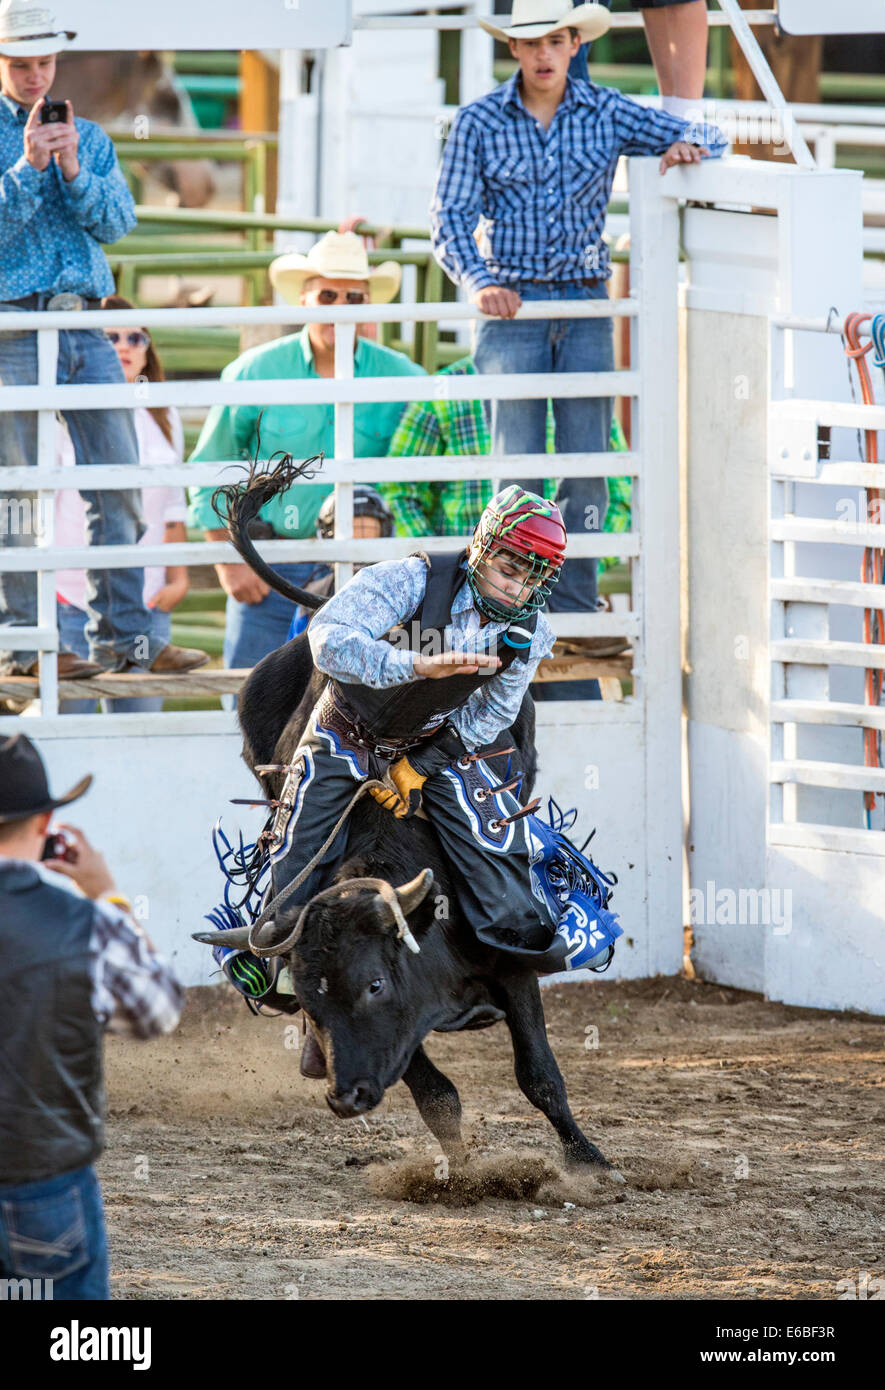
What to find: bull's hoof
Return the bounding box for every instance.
[605,1167,627,1185]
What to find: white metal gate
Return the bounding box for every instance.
[0,164,683,987]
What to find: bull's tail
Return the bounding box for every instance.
[211,439,328,611]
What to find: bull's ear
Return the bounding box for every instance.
[395,868,435,916]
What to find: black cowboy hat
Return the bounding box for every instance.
[0,733,92,824]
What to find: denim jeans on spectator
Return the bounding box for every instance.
[0,1164,109,1300]
[58,601,172,714]
[223,562,330,671]
[0,310,161,673]
[474,279,613,701]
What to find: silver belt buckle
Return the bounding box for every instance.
[373,741,401,758]
[46,293,85,312]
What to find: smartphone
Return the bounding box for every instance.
[40,100,68,125]
[41,831,78,864]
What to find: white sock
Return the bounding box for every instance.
[662,94,703,121]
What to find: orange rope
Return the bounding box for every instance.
[842,313,883,814]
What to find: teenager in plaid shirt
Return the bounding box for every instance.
[430,1,725,695]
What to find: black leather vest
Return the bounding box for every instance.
[0,862,105,1185]
[329,550,537,742]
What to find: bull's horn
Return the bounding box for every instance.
[192,927,251,949]
[395,868,435,916]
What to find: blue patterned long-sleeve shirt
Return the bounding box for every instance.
[0,94,136,300]
[430,74,727,294]
[308,556,555,751]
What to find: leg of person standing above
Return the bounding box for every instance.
[0,312,51,675]
[542,279,613,701]
[102,608,171,714]
[473,300,550,479]
[60,326,158,671]
[637,0,708,117]
[56,603,98,715]
[570,2,708,116]
[62,329,208,675]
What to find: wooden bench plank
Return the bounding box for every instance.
[0,651,635,702]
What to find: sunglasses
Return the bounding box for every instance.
[313,289,369,306]
[106,331,150,348]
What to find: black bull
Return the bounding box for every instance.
[200,459,622,1176]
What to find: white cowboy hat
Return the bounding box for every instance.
[0,1,76,56]
[479,0,611,45]
[269,231,402,307]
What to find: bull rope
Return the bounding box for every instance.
[245,776,391,954]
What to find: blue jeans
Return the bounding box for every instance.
[0,1164,109,1300]
[0,309,161,673]
[474,280,613,701]
[223,562,330,670]
[58,601,171,714]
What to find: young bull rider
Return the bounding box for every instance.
[211,485,622,1005]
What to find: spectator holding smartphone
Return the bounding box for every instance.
[0,733,183,1299]
[56,296,191,715]
[0,2,207,681]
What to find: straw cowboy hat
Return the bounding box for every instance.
[269,231,402,306]
[479,0,611,44]
[0,1,76,57]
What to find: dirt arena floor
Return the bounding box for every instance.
[101,975,883,1301]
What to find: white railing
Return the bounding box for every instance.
[0,299,643,722]
[769,312,885,850]
[0,155,690,980]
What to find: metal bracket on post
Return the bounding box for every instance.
[36,326,59,718]
[333,320,355,593]
[768,400,820,479]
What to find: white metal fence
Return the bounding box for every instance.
[769,314,885,852]
[0,296,641,719]
[0,159,685,983]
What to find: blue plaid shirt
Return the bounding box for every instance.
[431,74,727,294]
[0,94,136,300]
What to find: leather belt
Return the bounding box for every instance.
[522,277,599,290]
[324,687,444,760]
[2,292,103,311]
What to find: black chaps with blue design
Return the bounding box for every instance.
[267,687,554,951]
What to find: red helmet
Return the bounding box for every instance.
[483,486,567,567]
[468,487,567,621]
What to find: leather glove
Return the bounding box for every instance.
[370,755,427,819]
[369,726,471,819]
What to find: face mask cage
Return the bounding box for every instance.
[467,535,561,621]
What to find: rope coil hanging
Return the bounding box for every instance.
[842,313,885,823]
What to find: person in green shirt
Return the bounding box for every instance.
[382,354,631,552]
[188,231,426,670]
[381,355,632,700]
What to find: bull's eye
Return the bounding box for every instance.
[367,977,385,998]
